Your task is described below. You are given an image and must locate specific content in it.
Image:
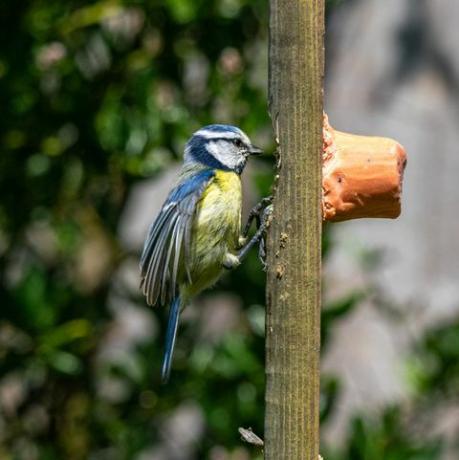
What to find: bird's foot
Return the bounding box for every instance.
[242,196,273,239]
[237,235,247,249]
[258,204,273,270]
[237,203,273,268]
[222,253,241,270]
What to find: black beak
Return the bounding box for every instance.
[249,145,263,156]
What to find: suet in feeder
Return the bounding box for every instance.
[322,114,407,222]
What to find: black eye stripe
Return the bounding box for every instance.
[193,135,245,146]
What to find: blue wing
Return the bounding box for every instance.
[140,168,215,306]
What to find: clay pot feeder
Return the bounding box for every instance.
[322,114,407,222]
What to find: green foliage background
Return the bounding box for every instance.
[0,1,455,459]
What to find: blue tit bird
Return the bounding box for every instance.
[140,124,266,382]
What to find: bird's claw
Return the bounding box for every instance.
[242,196,273,239]
[237,197,273,268]
[258,204,273,270]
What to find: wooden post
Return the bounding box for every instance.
[265,0,324,459]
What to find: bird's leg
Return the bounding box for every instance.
[247,204,272,270]
[224,203,273,269]
[258,230,268,270]
[238,196,273,247]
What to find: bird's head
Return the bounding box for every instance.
[184,124,262,174]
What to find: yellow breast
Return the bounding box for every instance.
[197,170,242,247]
[194,171,241,251]
[213,170,242,237]
[214,169,242,194]
[182,170,242,299]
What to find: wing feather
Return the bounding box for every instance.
[171,217,184,295]
[140,169,215,306]
[145,212,178,305]
[161,215,180,302]
[139,204,175,271]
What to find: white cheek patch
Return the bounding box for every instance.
[206,140,244,170]
[205,140,221,157]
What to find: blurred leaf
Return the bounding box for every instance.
[38,319,93,352]
[48,350,82,375]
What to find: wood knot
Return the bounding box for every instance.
[276,264,285,279]
[279,232,288,248]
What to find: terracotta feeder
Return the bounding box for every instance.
[322,114,407,222]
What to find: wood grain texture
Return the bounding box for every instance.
[265,1,324,459]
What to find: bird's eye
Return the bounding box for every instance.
[234,139,243,148]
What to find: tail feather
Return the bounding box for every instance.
[161,296,181,383]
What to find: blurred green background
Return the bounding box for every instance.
[0,0,457,459]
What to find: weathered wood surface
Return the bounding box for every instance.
[265,1,324,459]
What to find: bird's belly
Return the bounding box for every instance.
[185,171,242,297]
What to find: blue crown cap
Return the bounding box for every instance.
[198,124,242,134]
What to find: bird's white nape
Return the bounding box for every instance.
[196,129,240,140]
